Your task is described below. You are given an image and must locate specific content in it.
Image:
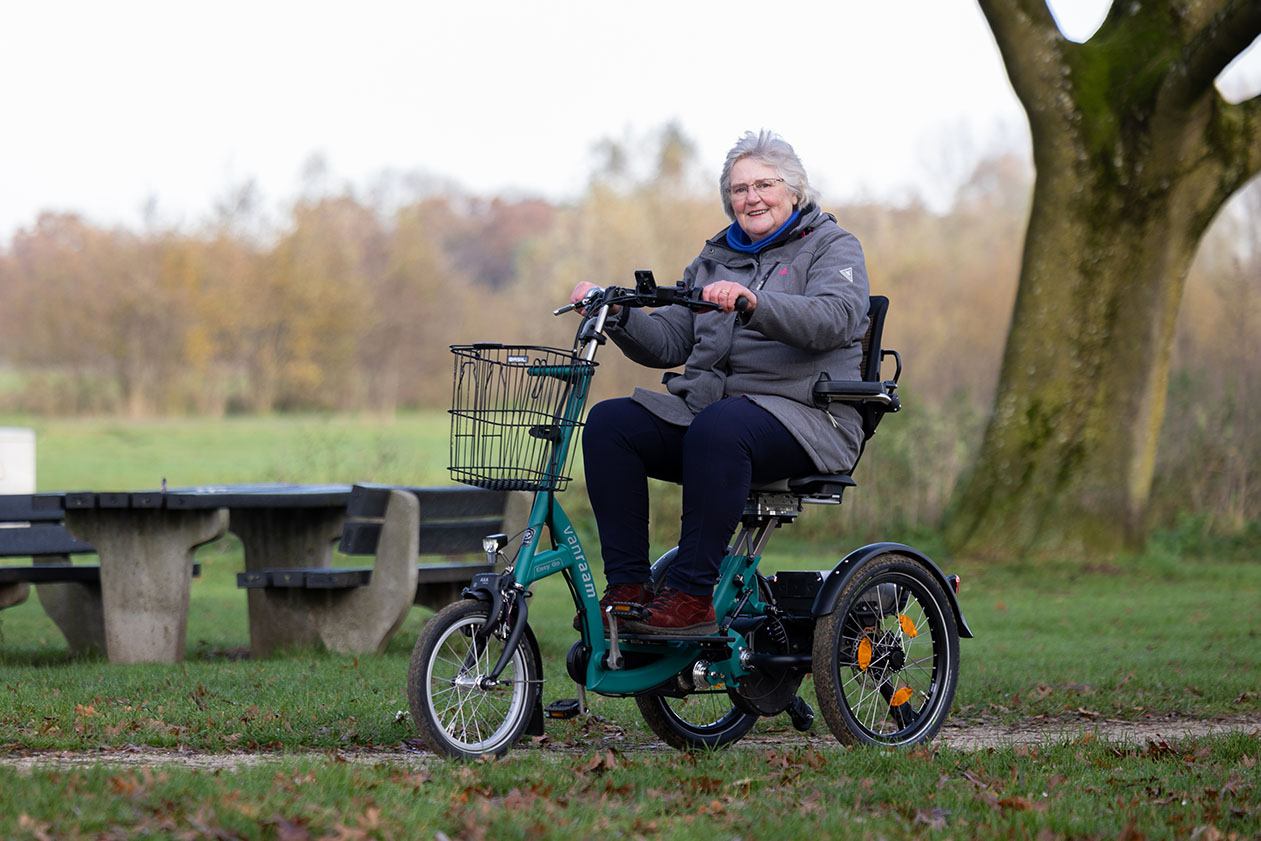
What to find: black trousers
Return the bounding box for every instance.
[581,396,815,596]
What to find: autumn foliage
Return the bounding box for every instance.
[0,131,1255,529]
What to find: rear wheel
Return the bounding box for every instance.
[812,554,959,746]
[407,599,539,759]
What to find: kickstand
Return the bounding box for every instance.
[577,684,587,715]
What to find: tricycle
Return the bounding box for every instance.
[406,272,973,758]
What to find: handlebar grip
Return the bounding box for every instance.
[734,296,750,313]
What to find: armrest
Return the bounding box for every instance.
[812,376,900,409]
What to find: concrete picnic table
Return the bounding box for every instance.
[33,484,352,663]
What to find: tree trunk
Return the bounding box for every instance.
[948,0,1261,558]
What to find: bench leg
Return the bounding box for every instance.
[33,554,105,655]
[314,489,419,655]
[66,508,228,664]
[230,507,346,659]
[0,581,30,610]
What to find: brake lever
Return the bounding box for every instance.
[553,287,608,316]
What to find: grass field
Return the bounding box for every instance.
[1,414,1258,839]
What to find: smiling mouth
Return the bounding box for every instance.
[747,209,769,217]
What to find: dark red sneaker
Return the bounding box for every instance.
[573,582,653,631]
[624,587,717,636]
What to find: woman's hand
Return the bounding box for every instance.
[569,281,619,315]
[702,281,757,314]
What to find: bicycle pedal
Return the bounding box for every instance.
[605,601,647,619]
[544,699,583,720]
[787,695,815,732]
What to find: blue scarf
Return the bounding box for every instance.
[725,208,802,254]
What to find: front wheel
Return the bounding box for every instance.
[407,599,540,759]
[812,554,959,747]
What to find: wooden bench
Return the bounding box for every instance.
[235,485,530,655]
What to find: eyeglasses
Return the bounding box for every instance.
[728,178,784,200]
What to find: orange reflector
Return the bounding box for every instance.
[890,686,913,707]
[857,638,872,671]
[898,614,918,638]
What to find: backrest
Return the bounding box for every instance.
[0,495,63,524]
[0,494,95,558]
[858,295,891,442]
[339,485,526,557]
[861,296,889,383]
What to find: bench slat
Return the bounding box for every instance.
[338,519,502,556]
[0,495,64,523]
[0,565,101,585]
[235,568,373,590]
[234,562,492,592]
[415,561,494,584]
[0,523,95,557]
[1,562,201,585]
[347,484,510,519]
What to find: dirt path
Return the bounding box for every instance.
[2,715,1257,771]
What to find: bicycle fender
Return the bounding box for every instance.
[460,574,546,735]
[521,621,545,736]
[810,542,974,638]
[461,572,506,621]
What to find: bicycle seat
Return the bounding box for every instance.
[750,474,856,497]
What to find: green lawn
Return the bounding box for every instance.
[2,734,1257,839]
[1,414,1257,839]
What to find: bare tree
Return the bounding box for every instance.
[948,0,1261,557]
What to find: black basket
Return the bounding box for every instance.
[448,344,595,492]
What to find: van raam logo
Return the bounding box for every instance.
[507,354,529,364]
[563,524,597,600]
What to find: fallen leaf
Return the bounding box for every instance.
[914,808,949,829]
[578,749,618,775]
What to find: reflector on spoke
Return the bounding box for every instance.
[898,614,918,638]
[857,637,873,670]
[889,686,913,707]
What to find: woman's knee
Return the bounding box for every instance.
[583,398,645,453]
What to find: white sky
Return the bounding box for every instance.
[1,1,1258,241]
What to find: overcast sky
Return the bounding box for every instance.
[1,1,1258,241]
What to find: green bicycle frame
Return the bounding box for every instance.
[505,303,766,696]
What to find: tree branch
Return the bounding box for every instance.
[1174,1,1261,106]
[976,0,1070,128]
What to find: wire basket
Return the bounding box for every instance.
[448,344,595,492]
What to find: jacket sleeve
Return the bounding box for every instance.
[741,230,870,352]
[605,264,699,368]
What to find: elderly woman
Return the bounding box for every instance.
[570,130,870,635]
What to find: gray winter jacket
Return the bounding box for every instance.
[606,204,870,473]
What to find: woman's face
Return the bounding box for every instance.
[729,157,796,241]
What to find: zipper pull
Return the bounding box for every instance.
[825,409,839,429]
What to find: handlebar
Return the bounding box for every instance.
[555,270,759,319]
[554,278,720,318]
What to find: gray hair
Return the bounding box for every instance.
[719,130,819,220]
